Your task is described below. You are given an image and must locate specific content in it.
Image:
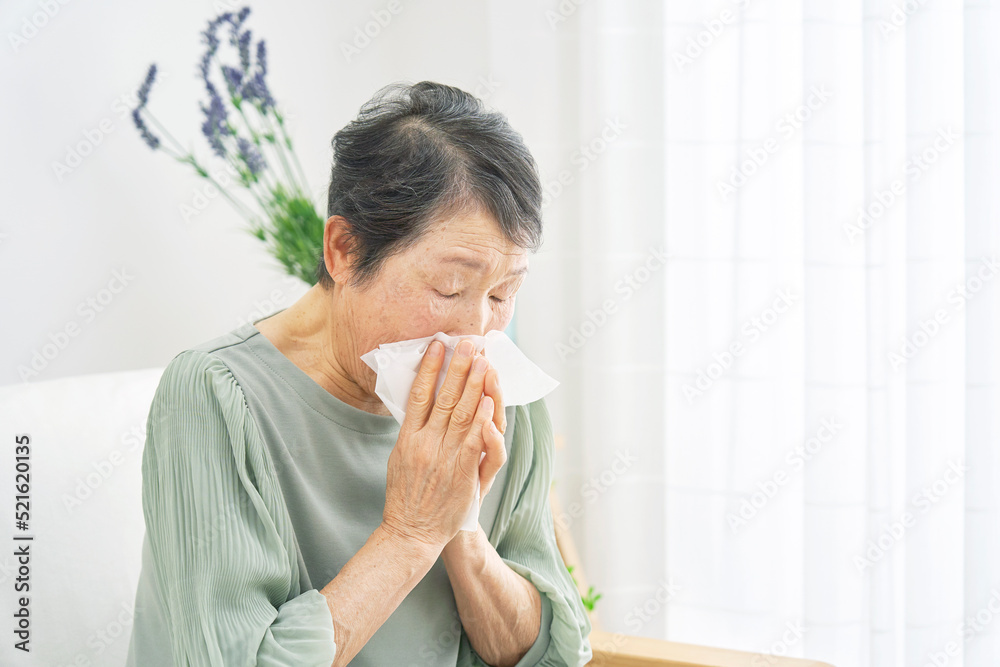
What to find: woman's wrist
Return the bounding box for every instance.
[375,521,445,566]
[441,525,488,575]
[318,522,444,665]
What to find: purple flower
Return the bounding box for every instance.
[221,65,243,95]
[137,63,157,106]
[199,13,231,96]
[227,7,251,52]
[200,9,261,105]
[198,50,212,82]
[256,40,267,75]
[132,108,160,150]
[237,137,266,176]
[245,71,275,112]
[200,81,231,158]
[131,63,160,150]
[241,39,274,111]
[193,8,275,157]
[201,12,232,55]
[238,30,252,72]
[234,7,250,31]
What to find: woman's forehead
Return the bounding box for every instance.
[412,213,528,268]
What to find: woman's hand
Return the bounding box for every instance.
[481,349,506,499]
[382,338,508,550]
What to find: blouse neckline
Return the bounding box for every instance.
[235,307,402,436]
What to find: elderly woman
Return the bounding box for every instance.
[126,81,593,667]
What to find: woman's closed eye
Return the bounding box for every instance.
[436,290,508,303]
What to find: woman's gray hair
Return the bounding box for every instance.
[317,80,543,290]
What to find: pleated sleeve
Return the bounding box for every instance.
[462,397,593,667]
[134,350,337,666]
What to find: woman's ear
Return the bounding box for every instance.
[323,215,357,285]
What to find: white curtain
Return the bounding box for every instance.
[495,1,1000,665]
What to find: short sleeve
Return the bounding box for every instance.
[133,350,337,666]
[469,397,593,667]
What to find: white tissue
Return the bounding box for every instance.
[360,329,559,531]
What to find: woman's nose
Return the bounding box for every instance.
[442,298,495,338]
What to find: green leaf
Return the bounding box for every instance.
[253,183,325,285]
[566,564,602,612]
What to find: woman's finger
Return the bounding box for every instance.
[478,411,507,503]
[459,395,494,485]
[444,352,490,445]
[402,339,445,432]
[426,338,477,433]
[484,366,505,434]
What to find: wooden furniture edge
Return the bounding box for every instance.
[586,629,836,667]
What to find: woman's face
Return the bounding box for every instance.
[335,206,530,391]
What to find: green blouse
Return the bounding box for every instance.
[125,319,592,666]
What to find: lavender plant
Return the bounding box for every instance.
[131,6,324,285]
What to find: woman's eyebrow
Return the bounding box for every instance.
[439,255,529,276]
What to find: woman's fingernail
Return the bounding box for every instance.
[458,340,474,356]
[500,419,506,434]
[473,356,488,372]
[428,340,443,356]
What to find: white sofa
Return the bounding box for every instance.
[0,367,165,667]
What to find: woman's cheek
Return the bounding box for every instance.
[371,285,437,334]
[415,294,453,330]
[494,296,515,325]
